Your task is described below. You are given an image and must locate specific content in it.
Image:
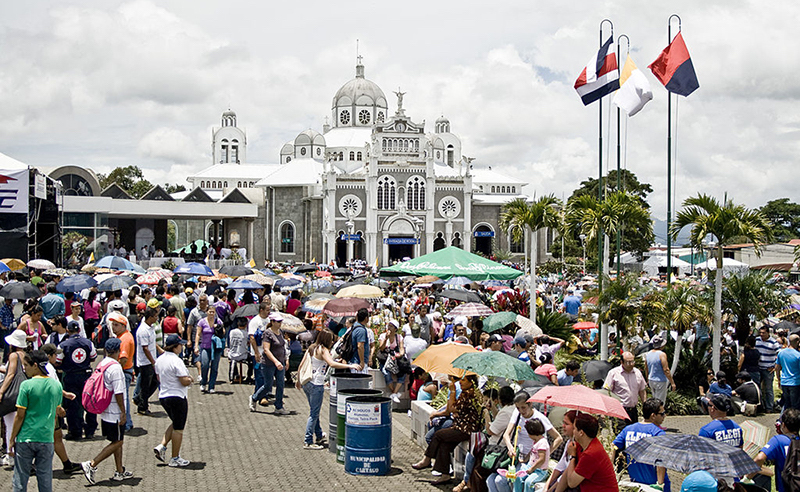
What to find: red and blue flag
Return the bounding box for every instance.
[648,32,699,97]
[574,36,620,106]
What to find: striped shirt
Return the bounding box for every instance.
[756,336,781,369]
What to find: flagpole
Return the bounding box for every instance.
[616,34,629,277]
[599,18,612,362]
[666,14,681,285]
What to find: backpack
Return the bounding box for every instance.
[333,328,355,363]
[297,350,313,386]
[82,360,117,415]
[782,436,800,492]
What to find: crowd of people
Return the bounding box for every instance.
[0,263,799,491]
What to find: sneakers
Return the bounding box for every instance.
[303,443,325,450]
[200,385,207,393]
[315,432,327,445]
[154,444,167,463]
[208,389,216,394]
[196,375,202,383]
[63,461,82,475]
[2,454,14,468]
[111,468,134,481]
[81,461,97,485]
[390,393,401,403]
[273,408,289,415]
[249,397,256,412]
[168,456,190,468]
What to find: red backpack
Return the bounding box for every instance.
[82,360,117,414]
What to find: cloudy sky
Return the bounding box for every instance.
[1,0,797,232]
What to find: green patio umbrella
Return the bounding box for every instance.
[452,351,538,381]
[482,311,518,333]
[379,246,523,280]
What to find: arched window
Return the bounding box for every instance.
[237,181,242,188]
[491,186,496,193]
[224,181,228,187]
[510,226,524,253]
[349,151,355,161]
[221,139,229,163]
[377,176,396,210]
[357,152,362,161]
[406,176,426,211]
[501,186,506,193]
[280,222,295,254]
[512,186,516,193]
[447,144,454,166]
[201,181,205,188]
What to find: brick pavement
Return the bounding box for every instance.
[0,357,784,491]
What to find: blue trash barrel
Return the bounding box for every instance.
[328,372,372,454]
[336,389,382,463]
[344,396,392,476]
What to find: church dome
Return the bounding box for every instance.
[222,109,236,118]
[332,63,387,109]
[294,128,326,146]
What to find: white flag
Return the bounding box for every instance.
[613,55,653,117]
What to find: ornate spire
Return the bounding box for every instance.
[355,54,364,78]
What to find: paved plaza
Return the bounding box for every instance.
[1,357,782,491]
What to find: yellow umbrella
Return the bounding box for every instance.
[413,341,477,377]
[1,258,25,271]
[335,284,384,299]
[239,273,274,285]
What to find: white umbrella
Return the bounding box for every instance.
[28,259,56,270]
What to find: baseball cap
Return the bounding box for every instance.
[107,312,128,326]
[708,394,734,414]
[108,299,125,311]
[681,470,717,492]
[268,312,284,322]
[42,343,62,356]
[513,336,529,347]
[147,298,161,309]
[67,320,81,332]
[105,338,121,353]
[136,302,146,313]
[71,301,81,307]
[715,371,727,381]
[735,371,751,381]
[487,334,503,344]
[185,287,194,294]
[164,334,187,347]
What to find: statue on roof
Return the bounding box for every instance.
[394,88,406,112]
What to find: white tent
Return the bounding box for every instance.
[0,152,28,170]
[641,255,692,276]
[695,257,750,275]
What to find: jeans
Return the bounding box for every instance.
[303,383,325,445]
[12,441,54,492]
[123,368,134,431]
[426,418,453,445]
[260,364,285,410]
[136,364,158,412]
[382,366,407,386]
[759,368,775,411]
[463,452,476,483]
[200,348,221,390]
[63,371,96,438]
[252,357,265,397]
[488,468,547,492]
[782,385,800,412]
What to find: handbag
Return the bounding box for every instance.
[0,354,27,415]
[481,414,521,472]
[297,350,313,386]
[383,354,399,375]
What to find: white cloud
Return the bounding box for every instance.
[137,127,204,164]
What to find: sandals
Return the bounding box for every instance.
[453,482,468,492]
[432,476,452,485]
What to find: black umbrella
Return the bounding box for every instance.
[437,289,482,303]
[314,285,336,294]
[56,274,97,293]
[581,360,614,383]
[774,320,799,333]
[97,275,137,292]
[219,265,254,277]
[233,304,259,319]
[336,281,363,291]
[0,282,41,300]
[330,267,351,277]
[293,264,317,274]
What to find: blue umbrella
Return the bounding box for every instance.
[481,279,507,287]
[260,268,275,276]
[174,262,214,276]
[0,261,10,274]
[227,279,264,290]
[97,275,137,292]
[56,274,97,293]
[94,255,137,271]
[275,278,301,289]
[445,276,472,286]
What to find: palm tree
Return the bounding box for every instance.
[663,282,711,374]
[567,190,652,360]
[591,273,643,339]
[722,269,785,345]
[499,195,562,323]
[671,194,773,372]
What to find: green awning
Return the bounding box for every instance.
[172,239,210,254]
[679,252,707,265]
[380,247,523,280]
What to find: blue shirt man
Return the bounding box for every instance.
[39,284,65,321]
[699,394,743,448]
[753,408,799,492]
[562,290,581,317]
[614,399,671,491]
[349,308,370,370]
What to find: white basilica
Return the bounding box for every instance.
[186,59,541,266]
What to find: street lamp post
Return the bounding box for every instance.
[345,213,355,267]
[412,217,424,258]
[579,233,587,275]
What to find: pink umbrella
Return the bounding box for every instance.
[528,384,629,420]
[446,302,494,318]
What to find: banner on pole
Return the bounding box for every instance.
[0,169,29,214]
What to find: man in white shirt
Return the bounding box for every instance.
[80,338,132,484]
[133,308,161,415]
[248,302,271,412]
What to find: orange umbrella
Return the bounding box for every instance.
[1,258,25,271]
[314,270,331,277]
[413,341,477,377]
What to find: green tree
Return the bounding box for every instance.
[722,270,785,345]
[590,273,643,339]
[570,169,655,258]
[567,190,652,360]
[499,195,562,322]
[671,194,773,372]
[165,183,187,194]
[97,165,153,199]
[760,198,800,242]
[664,282,711,374]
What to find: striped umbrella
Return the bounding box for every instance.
[625,434,760,477]
[446,302,494,318]
[303,298,329,314]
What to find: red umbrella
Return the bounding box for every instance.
[322,297,371,317]
[314,270,331,277]
[528,384,628,420]
[572,321,597,330]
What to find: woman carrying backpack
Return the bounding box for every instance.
[296,329,357,449]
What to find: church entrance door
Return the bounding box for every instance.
[388,238,415,262]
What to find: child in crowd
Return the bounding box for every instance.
[227,317,249,383]
[498,419,550,492]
